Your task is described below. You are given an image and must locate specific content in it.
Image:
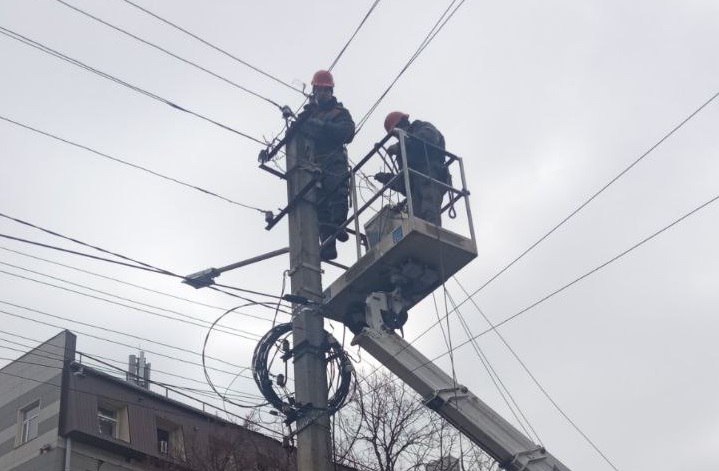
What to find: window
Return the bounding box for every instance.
[19,401,40,444]
[97,403,130,442]
[98,407,118,437]
[156,417,185,461]
[157,428,169,454]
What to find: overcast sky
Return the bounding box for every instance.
[1,0,718,470]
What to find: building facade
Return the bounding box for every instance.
[0,330,350,471]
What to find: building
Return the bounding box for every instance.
[0,330,352,471]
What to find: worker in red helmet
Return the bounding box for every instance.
[375,111,449,226]
[297,70,355,261]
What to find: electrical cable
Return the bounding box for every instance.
[0,261,261,340]
[355,0,468,133]
[328,0,383,72]
[0,268,259,341]
[0,232,162,273]
[0,115,269,213]
[445,289,541,444]
[449,88,719,320]
[0,245,275,322]
[0,211,292,310]
[0,25,266,145]
[202,303,270,409]
[381,191,719,375]
[350,191,718,471]
[252,317,354,422]
[0,211,171,276]
[452,275,609,461]
[0,360,283,439]
[80,350,272,407]
[0,328,263,400]
[261,0,383,171]
[118,0,305,96]
[367,192,719,471]
[0,344,264,407]
[360,87,719,390]
[0,301,253,377]
[432,293,536,443]
[450,192,719,353]
[272,270,289,327]
[55,0,286,110]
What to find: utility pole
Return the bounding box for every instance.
[285,132,332,471]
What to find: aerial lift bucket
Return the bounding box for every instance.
[320,129,477,327]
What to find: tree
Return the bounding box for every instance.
[333,370,497,471]
[176,423,292,471]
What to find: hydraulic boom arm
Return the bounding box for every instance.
[351,292,572,471]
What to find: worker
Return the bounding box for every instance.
[297,70,356,261]
[374,111,449,226]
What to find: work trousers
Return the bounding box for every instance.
[317,152,350,249]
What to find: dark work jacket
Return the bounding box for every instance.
[399,120,448,184]
[297,97,355,162]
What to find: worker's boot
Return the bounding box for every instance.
[320,242,338,261]
[336,228,349,242]
[320,227,339,261]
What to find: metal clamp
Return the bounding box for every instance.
[422,386,469,411]
[502,447,551,471]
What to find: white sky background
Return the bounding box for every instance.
[1,0,718,469]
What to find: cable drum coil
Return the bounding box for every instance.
[252,320,354,423]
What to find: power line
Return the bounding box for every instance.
[401,192,719,405]
[262,0,385,167]
[118,0,305,96]
[421,191,719,358]
[0,211,173,275]
[431,290,538,443]
[355,0,468,133]
[80,350,271,406]
[354,191,719,465]
[0,363,283,438]
[0,25,266,145]
[364,87,719,388]
[0,245,274,323]
[55,0,285,110]
[0,329,264,401]
[450,88,719,318]
[0,232,290,315]
[0,232,162,273]
[451,277,617,470]
[0,262,261,340]
[444,289,541,444]
[0,301,253,375]
[0,211,291,309]
[0,115,269,214]
[328,0,383,71]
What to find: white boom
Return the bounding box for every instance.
[351,292,572,471]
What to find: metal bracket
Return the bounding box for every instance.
[422,386,470,411]
[502,447,553,471]
[258,163,287,180]
[292,338,330,362]
[265,175,320,230]
[182,268,220,289]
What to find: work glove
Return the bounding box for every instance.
[386,143,400,157]
[302,117,325,138]
[374,172,395,185]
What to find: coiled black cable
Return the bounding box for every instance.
[252,316,354,422]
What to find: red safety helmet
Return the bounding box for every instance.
[384,111,410,133]
[311,70,335,88]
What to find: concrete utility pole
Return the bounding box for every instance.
[285,132,332,471]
